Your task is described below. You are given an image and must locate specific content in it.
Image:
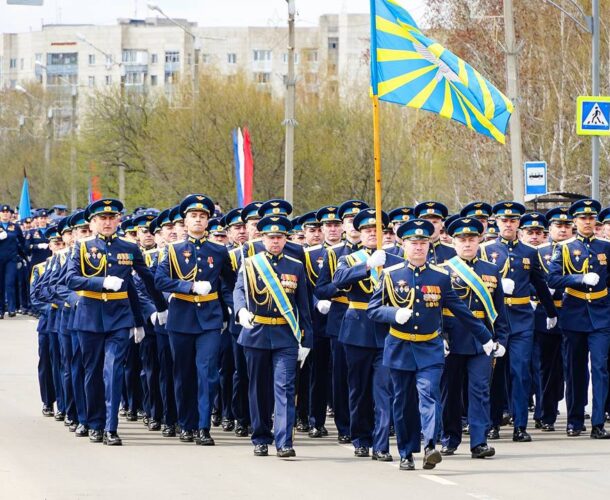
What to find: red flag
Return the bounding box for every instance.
[242,127,254,205]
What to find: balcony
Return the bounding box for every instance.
[45,64,78,76]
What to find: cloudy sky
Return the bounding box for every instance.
[1,0,426,33]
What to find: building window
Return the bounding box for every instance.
[122,50,148,64]
[20,58,24,70]
[47,74,78,85]
[282,53,299,64]
[165,51,180,63]
[227,53,237,64]
[151,53,158,64]
[165,71,178,83]
[328,38,339,50]
[47,53,78,65]
[88,54,96,65]
[150,75,158,86]
[125,72,145,85]
[254,72,271,83]
[253,50,271,62]
[88,76,95,87]
[105,75,112,85]
[306,50,318,62]
[106,54,113,65]
[9,58,17,69]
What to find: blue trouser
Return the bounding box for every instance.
[78,328,130,432]
[564,329,610,429]
[169,330,220,431]
[124,341,142,413]
[58,332,77,422]
[531,336,542,420]
[0,259,17,314]
[508,329,533,428]
[49,331,65,413]
[392,366,444,458]
[296,354,311,423]
[17,263,30,311]
[441,353,493,450]
[231,334,250,427]
[344,344,391,452]
[37,331,55,407]
[489,354,509,427]
[330,338,350,436]
[71,332,87,426]
[309,336,331,429]
[140,329,162,421]
[535,331,564,425]
[216,331,234,420]
[156,333,177,426]
[244,345,297,449]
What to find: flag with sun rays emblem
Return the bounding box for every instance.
[371,0,513,143]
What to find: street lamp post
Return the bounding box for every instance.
[283,0,297,205]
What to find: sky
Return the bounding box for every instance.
[0,0,426,33]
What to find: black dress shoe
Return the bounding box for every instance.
[541,423,555,432]
[68,422,78,432]
[566,427,582,437]
[125,411,137,422]
[179,430,194,442]
[137,409,146,419]
[534,419,543,429]
[148,420,161,431]
[89,429,103,443]
[0,313,4,319]
[590,425,610,439]
[487,426,500,440]
[585,412,591,420]
[119,408,127,417]
[354,446,369,457]
[277,447,296,458]
[8,312,16,318]
[399,455,415,471]
[54,412,65,422]
[471,444,495,458]
[221,418,235,432]
[64,418,74,427]
[512,428,532,442]
[338,435,351,444]
[103,431,122,446]
[321,426,329,436]
[211,412,221,427]
[42,405,54,417]
[501,412,511,426]
[423,447,442,470]
[372,451,393,462]
[235,425,249,437]
[326,406,334,417]
[253,444,268,456]
[440,445,457,456]
[462,423,470,435]
[142,416,150,427]
[296,419,310,432]
[161,424,176,437]
[195,429,215,446]
[75,424,88,437]
[308,427,324,438]
[605,412,610,423]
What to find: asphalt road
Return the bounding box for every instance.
[1,316,609,499]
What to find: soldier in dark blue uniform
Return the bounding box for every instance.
[314,200,368,444]
[439,217,509,459]
[480,202,557,442]
[385,207,414,257]
[233,215,313,457]
[0,204,25,318]
[460,202,493,232]
[333,208,401,461]
[548,199,610,438]
[368,219,494,471]
[155,194,234,445]
[67,198,166,446]
[414,201,456,265]
[29,209,51,267]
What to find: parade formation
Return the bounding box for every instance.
[1,194,610,473]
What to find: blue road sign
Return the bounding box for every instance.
[576,96,610,136]
[524,161,547,196]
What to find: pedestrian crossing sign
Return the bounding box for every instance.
[577,96,610,136]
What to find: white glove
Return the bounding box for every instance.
[192,280,212,296]
[149,312,158,325]
[395,307,413,325]
[501,278,515,295]
[530,300,538,311]
[132,326,145,344]
[547,317,558,330]
[157,310,168,325]
[238,308,254,329]
[443,339,450,357]
[582,273,600,286]
[548,287,555,295]
[298,346,311,368]
[316,300,331,315]
[103,276,124,291]
[493,343,506,358]
[0,231,7,240]
[482,339,495,356]
[366,249,386,269]
[37,243,49,249]
[16,261,22,270]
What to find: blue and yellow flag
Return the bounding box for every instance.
[370,0,513,143]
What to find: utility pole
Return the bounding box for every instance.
[70,85,78,210]
[591,0,600,200]
[503,0,524,203]
[119,73,126,202]
[283,0,296,204]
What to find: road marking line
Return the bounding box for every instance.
[419,474,457,485]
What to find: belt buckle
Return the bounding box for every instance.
[101,292,107,302]
[586,293,591,300]
[408,333,416,341]
[506,297,512,306]
[194,295,201,303]
[271,318,277,325]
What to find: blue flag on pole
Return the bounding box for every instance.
[18,173,31,220]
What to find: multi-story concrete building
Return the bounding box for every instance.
[0,13,371,103]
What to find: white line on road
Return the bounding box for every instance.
[419,474,457,485]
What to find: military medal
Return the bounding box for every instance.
[317,256,324,269]
[208,256,214,268]
[183,249,192,264]
[573,249,581,262]
[490,252,499,264]
[397,279,409,294]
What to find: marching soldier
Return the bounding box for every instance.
[0,204,25,319]
[414,201,455,264]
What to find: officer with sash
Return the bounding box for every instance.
[67,198,166,446]
[368,218,494,471]
[233,215,313,458]
[480,202,557,442]
[333,208,401,461]
[414,201,456,265]
[314,200,368,444]
[0,203,25,319]
[155,194,235,445]
[548,199,610,438]
[439,217,509,459]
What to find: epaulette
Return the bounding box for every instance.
[331,242,345,249]
[556,237,575,246]
[538,242,552,250]
[383,262,405,273]
[305,244,322,252]
[520,241,538,250]
[598,237,610,243]
[429,263,449,275]
[143,248,159,255]
[285,255,302,264]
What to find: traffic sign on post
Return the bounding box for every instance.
[524,161,547,196]
[576,96,610,136]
